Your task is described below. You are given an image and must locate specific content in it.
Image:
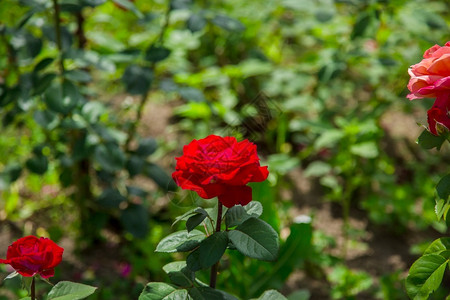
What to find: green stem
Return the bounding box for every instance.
[30,277,35,300]
[209,199,223,288]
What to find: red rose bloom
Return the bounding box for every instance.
[172,135,269,208]
[0,236,64,278]
[407,41,450,100]
[427,92,450,136]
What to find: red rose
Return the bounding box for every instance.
[0,236,64,278]
[172,135,269,208]
[407,42,450,100]
[427,92,450,136]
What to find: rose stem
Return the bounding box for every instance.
[209,199,223,289]
[31,277,35,300]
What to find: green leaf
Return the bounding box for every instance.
[162,261,195,287]
[94,143,126,172]
[256,290,288,300]
[173,207,209,226]
[406,254,448,299]
[424,238,450,255]
[112,0,143,18]
[228,217,279,261]
[287,290,310,300]
[314,130,344,149]
[44,80,81,114]
[96,188,126,208]
[187,14,206,32]
[47,281,97,300]
[156,229,205,253]
[304,161,331,177]
[126,155,145,177]
[81,101,106,123]
[350,142,378,158]
[25,154,48,175]
[187,231,228,271]
[138,282,182,300]
[145,45,171,63]
[144,162,177,192]
[3,271,19,281]
[189,286,238,300]
[351,12,372,39]
[33,109,58,130]
[417,129,446,150]
[212,15,245,32]
[120,204,149,238]
[244,201,263,218]
[225,205,251,228]
[136,138,158,157]
[34,57,54,73]
[64,69,92,82]
[436,174,450,200]
[122,65,153,95]
[186,212,208,232]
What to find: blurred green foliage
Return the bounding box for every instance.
[0,0,449,299]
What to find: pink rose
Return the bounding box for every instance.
[407,42,450,100]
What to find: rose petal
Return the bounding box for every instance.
[218,185,252,208]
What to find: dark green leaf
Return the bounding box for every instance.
[94,143,126,172]
[33,73,57,95]
[33,110,58,130]
[145,45,171,63]
[97,188,126,209]
[120,204,149,239]
[34,57,54,73]
[138,282,180,300]
[44,81,81,114]
[187,231,228,271]
[47,281,97,300]
[136,138,158,157]
[187,14,206,32]
[225,205,251,228]
[228,217,279,261]
[162,261,195,287]
[173,207,209,226]
[156,229,205,253]
[26,154,48,175]
[351,12,371,39]
[144,162,177,191]
[406,254,448,299]
[170,0,191,10]
[122,65,153,95]
[126,155,145,177]
[417,129,446,150]
[186,212,208,232]
[189,287,238,300]
[178,87,205,102]
[436,174,450,200]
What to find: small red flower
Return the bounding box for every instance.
[172,135,269,208]
[0,236,64,278]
